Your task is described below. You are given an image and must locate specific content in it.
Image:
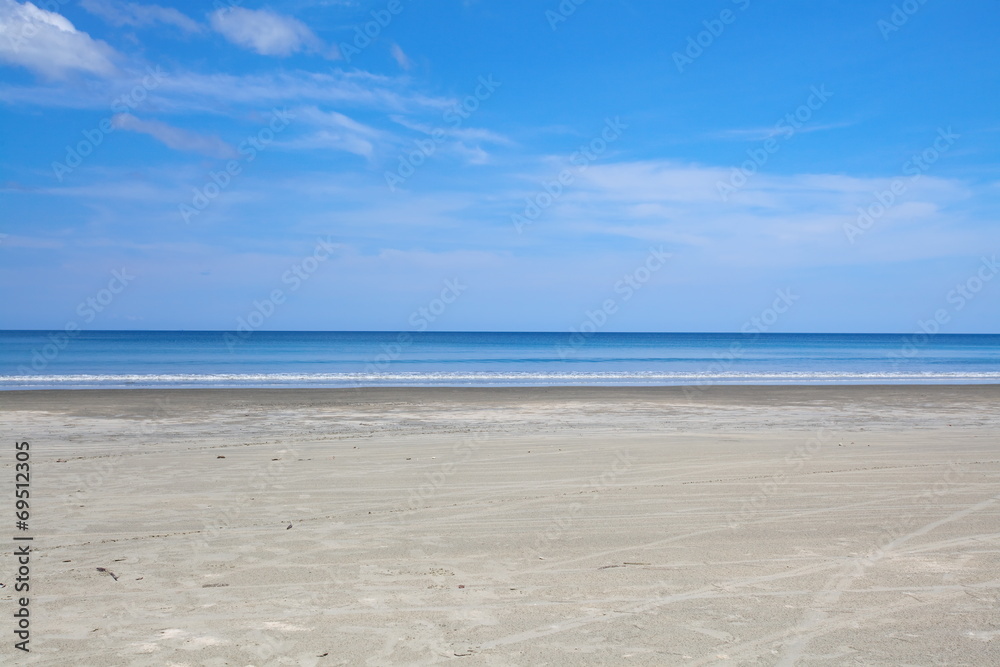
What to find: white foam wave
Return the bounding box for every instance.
[2,370,1000,388]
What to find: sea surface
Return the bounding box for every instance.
[1,331,999,390]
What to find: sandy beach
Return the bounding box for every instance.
[2,385,999,666]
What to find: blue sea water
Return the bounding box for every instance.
[1,331,999,390]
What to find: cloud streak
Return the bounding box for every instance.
[279,106,386,159]
[111,113,237,159]
[80,0,202,33]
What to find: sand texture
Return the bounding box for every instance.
[1,385,999,666]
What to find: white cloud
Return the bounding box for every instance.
[526,159,978,267]
[111,113,237,159]
[80,0,202,33]
[209,7,335,58]
[0,0,118,78]
[390,115,509,165]
[297,106,383,139]
[280,106,383,159]
[391,115,508,145]
[389,43,411,70]
[451,143,489,165]
[281,130,375,160]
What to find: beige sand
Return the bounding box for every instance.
[1,386,999,666]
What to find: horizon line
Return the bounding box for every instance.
[1,329,997,336]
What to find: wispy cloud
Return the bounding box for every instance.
[501,157,985,267]
[282,113,376,159]
[390,114,509,164]
[296,106,384,139]
[0,68,456,118]
[111,113,237,159]
[391,115,508,144]
[280,106,384,159]
[710,121,854,142]
[281,130,376,160]
[389,43,412,70]
[209,7,337,59]
[155,70,455,114]
[0,0,118,79]
[80,0,202,34]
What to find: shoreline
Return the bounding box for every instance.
[4,381,1000,394]
[3,381,1000,404]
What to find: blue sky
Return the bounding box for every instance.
[1,0,998,332]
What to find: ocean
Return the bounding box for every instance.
[1,330,999,390]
